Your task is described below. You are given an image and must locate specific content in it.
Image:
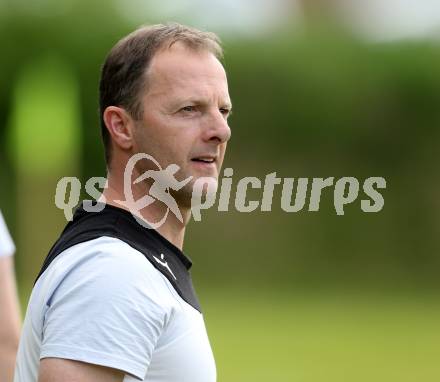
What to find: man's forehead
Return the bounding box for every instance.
[149,41,223,71]
[145,43,229,98]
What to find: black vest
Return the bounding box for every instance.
[36,203,201,312]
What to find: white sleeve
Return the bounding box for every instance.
[40,239,170,381]
[0,211,15,257]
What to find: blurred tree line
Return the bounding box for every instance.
[0,1,439,296]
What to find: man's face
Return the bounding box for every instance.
[132,42,232,205]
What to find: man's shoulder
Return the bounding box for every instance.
[46,236,150,275]
[36,236,171,305]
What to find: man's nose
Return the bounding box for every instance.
[202,110,231,144]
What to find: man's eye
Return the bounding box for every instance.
[181,106,196,112]
[220,108,230,116]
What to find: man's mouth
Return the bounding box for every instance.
[190,155,218,174]
[191,156,216,164]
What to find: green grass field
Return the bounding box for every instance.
[201,289,440,382]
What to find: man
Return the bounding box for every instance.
[0,210,21,382]
[14,23,232,382]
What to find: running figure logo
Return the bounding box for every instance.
[153,253,177,280]
[118,153,193,229]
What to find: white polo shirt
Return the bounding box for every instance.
[14,204,216,382]
[0,211,15,257]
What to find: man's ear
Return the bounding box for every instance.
[103,106,134,151]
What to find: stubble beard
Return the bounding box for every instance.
[171,175,219,210]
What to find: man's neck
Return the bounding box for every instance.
[100,172,189,251]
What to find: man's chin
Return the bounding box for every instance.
[190,176,218,208]
[172,176,218,209]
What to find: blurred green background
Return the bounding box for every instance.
[0,0,439,381]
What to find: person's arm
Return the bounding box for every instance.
[0,257,21,381]
[39,358,124,382]
[0,212,21,382]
